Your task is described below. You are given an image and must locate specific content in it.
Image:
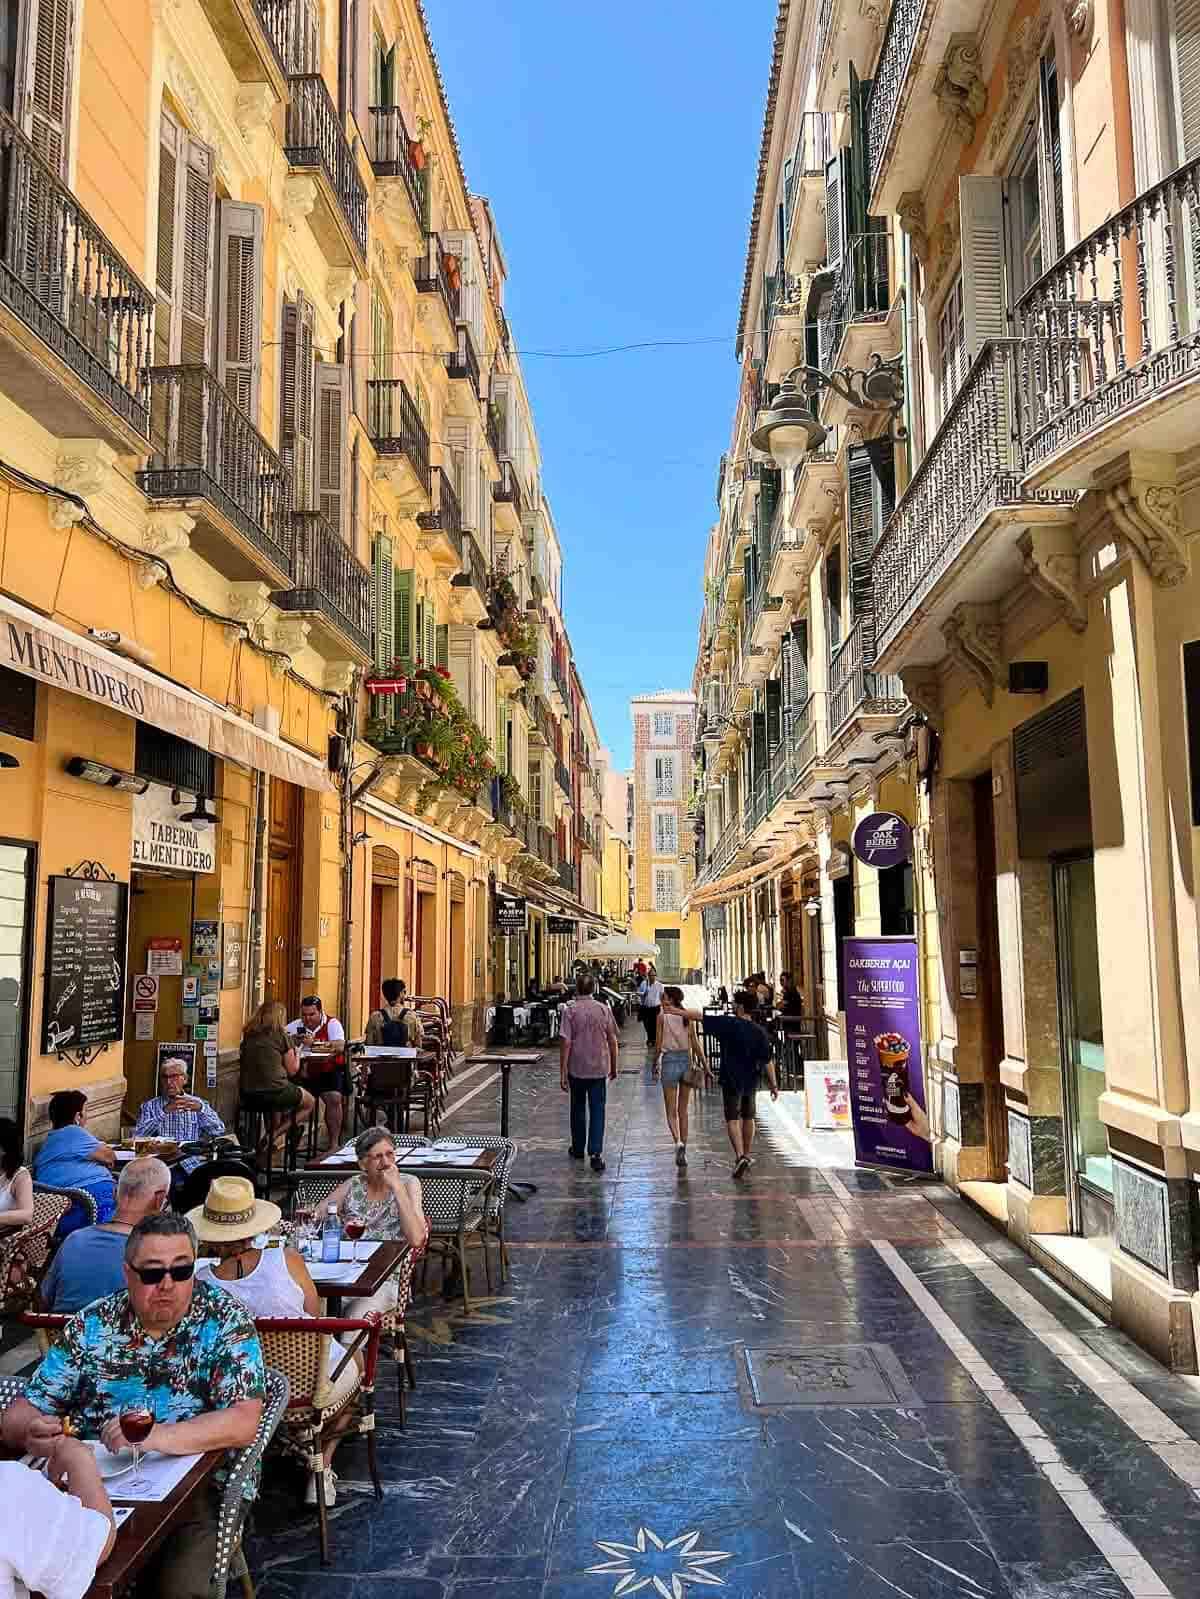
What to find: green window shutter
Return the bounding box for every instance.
[847,441,895,665]
[765,679,782,751]
[435,623,449,671]
[394,567,414,662]
[791,619,809,704]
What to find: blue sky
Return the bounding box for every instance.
[423,0,775,770]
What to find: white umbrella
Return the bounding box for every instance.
[576,931,659,959]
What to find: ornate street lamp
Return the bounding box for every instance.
[749,354,906,467]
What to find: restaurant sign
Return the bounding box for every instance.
[843,935,932,1174]
[851,812,912,869]
[494,893,527,934]
[547,916,576,936]
[132,785,216,874]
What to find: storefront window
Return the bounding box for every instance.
[1054,855,1109,1195]
[0,842,35,1129]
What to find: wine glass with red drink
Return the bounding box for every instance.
[119,1405,154,1474]
[344,1216,366,1263]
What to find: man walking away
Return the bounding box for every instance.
[665,990,778,1179]
[639,964,664,1054]
[560,973,620,1173]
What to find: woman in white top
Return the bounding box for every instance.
[654,986,708,1168]
[190,1176,360,1509]
[0,1118,33,1229]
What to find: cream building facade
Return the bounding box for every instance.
[630,692,700,979]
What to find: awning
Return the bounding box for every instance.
[686,840,810,910]
[0,592,331,791]
[524,878,607,929]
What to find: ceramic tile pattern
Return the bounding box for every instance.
[247,1026,1198,1597]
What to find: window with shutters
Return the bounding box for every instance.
[393,567,414,664]
[155,113,216,370]
[371,288,393,381]
[1166,0,1200,167]
[315,364,348,536]
[653,754,676,799]
[1007,128,1045,304]
[280,293,316,511]
[216,202,263,420]
[19,0,73,177]
[936,276,966,422]
[370,30,394,106]
[847,441,895,660]
[529,761,543,821]
[652,711,674,739]
[654,868,678,912]
[653,810,677,855]
[826,544,843,652]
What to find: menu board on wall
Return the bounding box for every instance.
[42,874,129,1056]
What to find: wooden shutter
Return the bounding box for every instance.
[959,177,1008,357]
[179,136,215,366]
[825,150,844,267]
[280,292,316,511]
[1169,0,1200,160]
[22,0,73,177]
[315,362,349,537]
[1039,54,1065,261]
[216,200,263,420]
[847,441,895,663]
[155,115,180,367]
[371,530,394,669]
[791,619,809,703]
[752,710,768,779]
[393,567,414,662]
[765,678,782,751]
[435,623,449,671]
[424,606,436,670]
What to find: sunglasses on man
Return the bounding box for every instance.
[127,1262,196,1285]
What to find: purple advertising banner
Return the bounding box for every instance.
[843,936,933,1173]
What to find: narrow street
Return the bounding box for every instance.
[251,1020,1200,1599]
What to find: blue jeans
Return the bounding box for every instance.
[569,1075,607,1156]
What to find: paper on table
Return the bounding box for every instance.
[88,1444,203,1503]
[402,1147,484,1164]
[336,1241,379,1261]
[309,1260,366,1285]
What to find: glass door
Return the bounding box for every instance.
[1052,853,1111,1231]
[0,841,35,1134]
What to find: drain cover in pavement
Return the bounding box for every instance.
[744,1344,921,1408]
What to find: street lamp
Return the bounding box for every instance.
[750,355,906,467]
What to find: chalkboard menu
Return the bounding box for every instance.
[42,873,129,1057]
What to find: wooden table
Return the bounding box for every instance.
[307,1239,410,1314]
[463,1051,543,1197]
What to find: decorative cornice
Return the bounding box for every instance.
[897,193,927,263]
[933,35,986,144]
[1018,526,1087,631]
[283,176,318,232]
[941,603,1004,705]
[986,11,1051,161]
[899,666,942,730]
[1090,453,1188,586]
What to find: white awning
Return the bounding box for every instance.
[0,593,331,791]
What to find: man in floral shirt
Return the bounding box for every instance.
[2,1212,265,1599]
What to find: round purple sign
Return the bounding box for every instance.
[851,811,912,869]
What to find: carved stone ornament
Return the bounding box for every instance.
[1102,477,1187,586]
[323,661,358,695]
[987,12,1050,159]
[1062,0,1092,34]
[899,665,942,728]
[1018,526,1087,631]
[234,84,275,141]
[941,602,1004,705]
[56,441,117,503]
[283,176,318,231]
[142,510,193,560]
[326,268,357,310]
[897,193,928,263]
[927,212,961,297]
[49,497,86,531]
[272,618,311,659]
[934,35,986,143]
[227,581,273,634]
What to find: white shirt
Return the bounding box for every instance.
[0,1461,111,1599]
[643,981,664,1007]
[0,1168,29,1215]
[286,1013,345,1043]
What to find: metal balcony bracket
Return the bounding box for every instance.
[797,356,907,441]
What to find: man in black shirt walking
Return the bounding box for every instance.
[664,990,778,1179]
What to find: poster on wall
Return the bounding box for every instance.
[155,1040,198,1093]
[806,1062,851,1130]
[147,937,183,977]
[843,936,933,1174]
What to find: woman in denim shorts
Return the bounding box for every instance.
[653,986,707,1168]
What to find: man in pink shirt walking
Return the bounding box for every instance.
[559,973,620,1172]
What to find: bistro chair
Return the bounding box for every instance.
[418,1169,494,1315]
[254,1315,383,1566]
[0,1190,69,1314]
[435,1137,517,1284]
[212,1365,290,1599]
[236,1102,303,1197]
[354,1053,438,1137]
[32,1180,98,1237]
[366,1239,423,1424]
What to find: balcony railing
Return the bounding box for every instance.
[368,105,424,222]
[557,860,578,895]
[493,458,524,515]
[551,657,570,702]
[273,510,371,657]
[873,340,1075,656]
[555,756,571,794]
[867,0,926,195]
[486,406,504,463]
[411,233,461,324]
[784,111,832,226]
[445,324,481,395]
[1015,154,1200,474]
[828,619,904,736]
[490,778,529,845]
[417,465,463,558]
[819,233,891,374]
[0,109,152,436]
[140,365,293,575]
[285,74,368,260]
[534,823,557,867]
[367,378,431,494]
[461,530,489,600]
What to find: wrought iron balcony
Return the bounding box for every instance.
[207,0,289,95]
[817,232,892,380]
[285,74,368,266]
[557,860,578,895]
[866,0,926,199]
[828,619,905,739]
[272,510,371,661]
[368,105,425,248]
[410,233,461,327]
[416,465,464,566]
[551,657,570,707]
[872,340,1075,665]
[493,458,524,516]
[0,110,152,446]
[529,694,555,748]
[535,823,557,867]
[555,756,572,795]
[140,364,293,581]
[445,324,481,396]
[367,378,431,500]
[485,405,504,465]
[1016,155,1200,489]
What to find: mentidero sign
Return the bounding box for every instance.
[5,618,148,716]
[132,786,216,874]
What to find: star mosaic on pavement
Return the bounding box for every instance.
[405,1295,515,1346]
[587,1525,734,1595]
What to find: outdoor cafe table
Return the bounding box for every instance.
[463,1049,543,1198]
[2,1444,223,1599]
[305,1238,411,1314]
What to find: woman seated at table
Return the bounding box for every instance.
[32,1091,117,1231]
[0,1116,33,1230]
[192,1176,359,1510]
[313,1128,428,1326]
[238,1000,315,1149]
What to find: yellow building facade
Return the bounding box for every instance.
[629,693,701,979]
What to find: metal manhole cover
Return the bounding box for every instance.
[744,1344,921,1408]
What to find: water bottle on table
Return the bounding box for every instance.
[321,1206,342,1264]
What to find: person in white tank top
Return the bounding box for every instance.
[190,1176,360,1509]
[653,985,709,1168]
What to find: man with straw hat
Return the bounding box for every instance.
[191,1177,361,1509]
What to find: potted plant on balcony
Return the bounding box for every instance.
[499,771,527,814]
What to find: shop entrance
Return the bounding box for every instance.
[266,780,302,1015]
[448,872,467,1023]
[125,871,195,1115]
[973,774,1009,1179]
[412,859,438,996]
[1053,853,1110,1235]
[369,846,400,1010]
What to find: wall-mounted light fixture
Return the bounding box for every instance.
[803,896,821,918]
[172,788,218,827]
[65,757,149,793]
[0,751,19,770]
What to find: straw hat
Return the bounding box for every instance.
[188,1175,280,1242]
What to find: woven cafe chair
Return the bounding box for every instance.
[211,1365,289,1599]
[17,1309,66,1358]
[417,1169,494,1315]
[32,1180,98,1235]
[0,1190,68,1315]
[254,1315,383,1566]
[361,1240,423,1424]
[354,1053,438,1136]
[433,1137,516,1284]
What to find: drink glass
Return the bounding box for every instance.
[119,1405,154,1474]
[344,1217,366,1263]
[293,1207,314,1257]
